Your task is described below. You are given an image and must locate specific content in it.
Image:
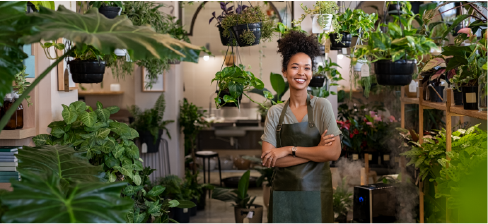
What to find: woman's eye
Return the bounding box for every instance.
[305,67,311,70]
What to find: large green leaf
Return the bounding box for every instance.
[1,173,133,223]
[270,73,285,97]
[237,170,250,200]
[22,6,204,62]
[62,104,78,124]
[16,145,104,185]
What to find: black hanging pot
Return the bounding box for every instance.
[139,130,162,153]
[98,6,121,19]
[429,86,445,102]
[309,75,325,87]
[410,1,423,14]
[462,86,478,110]
[329,32,352,49]
[453,88,463,105]
[170,207,190,223]
[218,25,237,46]
[26,2,38,14]
[68,60,106,83]
[374,59,415,86]
[232,22,262,47]
[387,3,404,15]
[216,89,242,107]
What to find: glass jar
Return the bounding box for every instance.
[479,74,487,111]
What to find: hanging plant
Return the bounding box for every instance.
[331,8,377,48]
[88,1,124,19]
[220,5,274,47]
[210,2,239,46]
[293,2,339,34]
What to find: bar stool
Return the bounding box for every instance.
[195,151,222,187]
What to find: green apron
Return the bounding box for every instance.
[269,95,333,223]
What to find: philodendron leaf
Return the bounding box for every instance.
[22,6,204,63]
[168,200,180,208]
[1,173,133,223]
[61,104,78,124]
[96,108,110,122]
[80,111,97,127]
[270,72,285,96]
[176,200,196,209]
[32,134,53,146]
[70,101,87,114]
[106,106,120,114]
[147,185,166,197]
[16,145,104,185]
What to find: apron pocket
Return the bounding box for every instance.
[272,191,322,223]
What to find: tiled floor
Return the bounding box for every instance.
[190,170,268,223]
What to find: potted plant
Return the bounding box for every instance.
[354,4,436,86]
[249,72,289,122]
[212,170,263,223]
[89,1,123,19]
[220,5,274,47]
[212,64,272,109]
[293,2,339,34]
[333,177,353,223]
[129,93,174,153]
[310,57,342,88]
[183,169,215,214]
[255,167,274,208]
[158,175,197,223]
[330,8,378,50]
[210,2,238,46]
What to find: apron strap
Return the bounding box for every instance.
[276,99,289,147]
[307,95,315,128]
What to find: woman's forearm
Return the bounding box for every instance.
[295,136,341,162]
[274,155,309,168]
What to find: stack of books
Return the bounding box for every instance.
[0,146,20,183]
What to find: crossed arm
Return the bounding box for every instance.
[261,130,342,168]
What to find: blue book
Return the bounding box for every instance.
[0,147,18,152]
[0,158,17,162]
[0,156,16,159]
[0,152,18,156]
[0,172,18,176]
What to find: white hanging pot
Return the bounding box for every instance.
[430,46,442,56]
[114,49,127,57]
[312,14,333,34]
[354,59,367,72]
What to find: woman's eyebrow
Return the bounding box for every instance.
[291,63,311,66]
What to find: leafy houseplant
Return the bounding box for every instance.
[212,64,272,109]
[129,93,174,152]
[220,5,274,46]
[331,8,377,49]
[210,2,238,46]
[89,1,123,19]
[293,1,339,34]
[249,72,289,120]
[310,58,343,90]
[157,174,197,223]
[179,98,208,172]
[13,65,32,106]
[0,2,204,131]
[333,177,353,222]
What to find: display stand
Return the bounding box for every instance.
[400,86,487,223]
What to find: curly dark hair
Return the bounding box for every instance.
[277,31,320,71]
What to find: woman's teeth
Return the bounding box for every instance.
[295,78,306,84]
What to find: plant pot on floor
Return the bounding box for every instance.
[171,207,190,223]
[335,214,347,223]
[309,75,326,87]
[218,25,237,46]
[216,89,242,107]
[98,6,121,19]
[234,205,263,223]
[139,130,162,153]
[462,86,478,110]
[329,32,352,49]
[190,198,197,216]
[429,86,445,102]
[374,59,415,86]
[262,185,271,208]
[232,22,262,47]
[197,189,206,210]
[68,60,106,83]
[453,88,463,105]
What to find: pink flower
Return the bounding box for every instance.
[369,111,376,117]
[374,115,382,122]
[366,122,373,127]
[389,115,397,122]
[457,28,472,37]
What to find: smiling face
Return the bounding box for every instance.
[283,52,313,91]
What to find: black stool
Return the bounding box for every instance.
[195,152,222,188]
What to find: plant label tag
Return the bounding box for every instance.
[368,154,373,160]
[409,80,417,92]
[361,64,370,77]
[353,154,359,160]
[246,211,254,219]
[384,155,390,161]
[394,156,400,163]
[465,93,477,103]
[342,48,348,55]
[141,143,147,153]
[183,208,188,213]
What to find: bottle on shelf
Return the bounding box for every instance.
[3,93,17,130]
[14,92,23,129]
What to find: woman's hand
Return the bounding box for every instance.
[261,147,290,168]
[319,130,335,146]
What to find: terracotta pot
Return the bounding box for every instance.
[233,158,251,170]
[262,184,271,208]
[234,205,263,223]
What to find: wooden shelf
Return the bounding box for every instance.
[0,127,37,139]
[401,97,419,104]
[421,100,446,111]
[450,106,487,120]
[78,91,124,96]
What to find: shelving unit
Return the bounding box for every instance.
[400,86,487,223]
[0,90,37,140]
[78,91,124,96]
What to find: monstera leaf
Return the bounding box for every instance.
[16,145,104,186]
[1,172,133,223]
[22,5,203,62]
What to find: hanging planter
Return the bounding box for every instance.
[387,3,405,15]
[68,60,106,83]
[232,22,262,47]
[374,59,415,86]
[309,75,326,87]
[462,86,478,110]
[216,89,242,107]
[312,14,333,33]
[218,25,237,46]
[353,59,367,72]
[329,32,352,49]
[98,6,121,19]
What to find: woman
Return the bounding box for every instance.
[261,31,342,223]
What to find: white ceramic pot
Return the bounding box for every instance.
[353,59,367,72]
[312,14,332,33]
[114,49,127,57]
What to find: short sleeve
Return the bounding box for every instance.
[261,105,281,148]
[318,98,342,137]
